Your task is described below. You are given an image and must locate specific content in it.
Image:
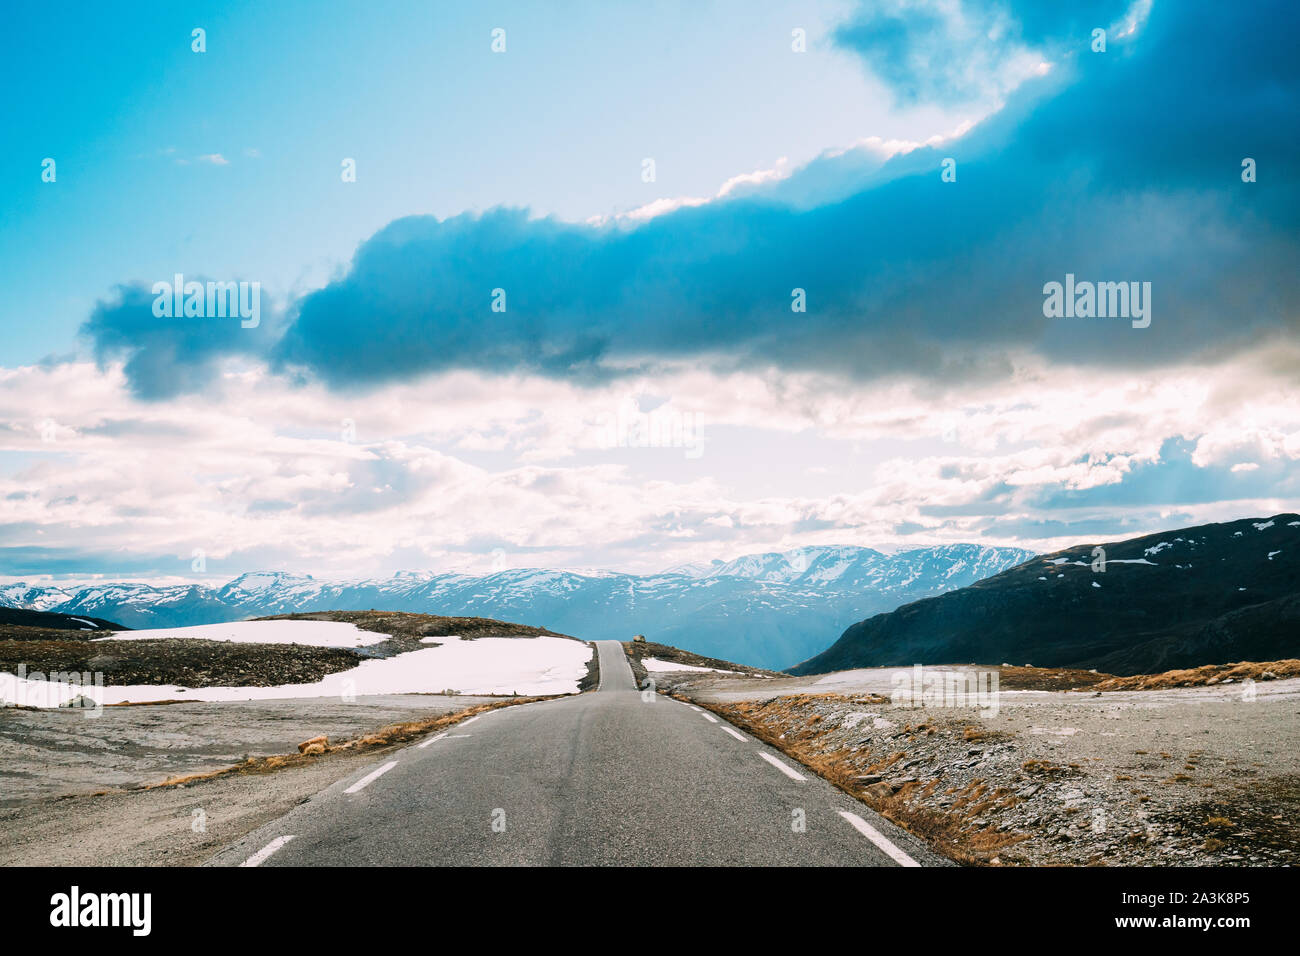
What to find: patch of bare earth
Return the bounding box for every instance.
[997,666,1114,691]
[258,609,570,644]
[0,636,362,688]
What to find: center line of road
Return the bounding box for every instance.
[240,835,295,867]
[837,811,922,867]
[344,760,399,794]
[721,726,746,741]
[758,751,807,781]
[417,732,448,749]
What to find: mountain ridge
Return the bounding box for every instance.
[788,515,1300,676]
[0,544,1033,669]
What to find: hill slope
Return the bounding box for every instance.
[0,608,125,634]
[789,515,1300,676]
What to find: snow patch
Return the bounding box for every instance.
[3,635,591,705]
[641,656,738,674]
[94,620,391,649]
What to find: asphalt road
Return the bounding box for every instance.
[207,641,946,866]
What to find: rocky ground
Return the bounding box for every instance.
[652,664,1300,866]
[0,693,501,806]
[0,636,362,688]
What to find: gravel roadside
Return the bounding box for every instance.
[657,668,1300,865]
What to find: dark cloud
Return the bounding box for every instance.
[81,280,280,400]
[84,0,1300,400]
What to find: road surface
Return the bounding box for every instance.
[207,641,945,866]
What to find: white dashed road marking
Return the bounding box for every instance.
[838,810,921,867]
[758,751,807,781]
[700,712,718,723]
[721,726,746,741]
[417,732,448,749]
[344,760,398,794]
[240,835,296,867]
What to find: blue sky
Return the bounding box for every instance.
[1,0,1297,582]
[2,0,941,360]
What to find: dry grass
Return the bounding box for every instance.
[1091,659,1300,691]
[136,695,553,792]
[997,666,1115,690]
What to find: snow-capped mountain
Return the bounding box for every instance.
[0,583,71,611]
[790,515,1300,676]
[0,544,1034,668]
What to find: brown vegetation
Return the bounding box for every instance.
[1089,659,1300,691]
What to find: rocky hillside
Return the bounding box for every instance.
[790,515,1300,676]
[0,608,125,634]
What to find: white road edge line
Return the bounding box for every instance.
[838,810,922,867]
[239,835,295,867]
[417,732,448,749]
[344,760,398,794]
[758,751,806,781]
[700,712,718,723]
[461,715,480,725]
[721,726,746,741]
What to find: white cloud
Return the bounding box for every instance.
[1,345,1297,579]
